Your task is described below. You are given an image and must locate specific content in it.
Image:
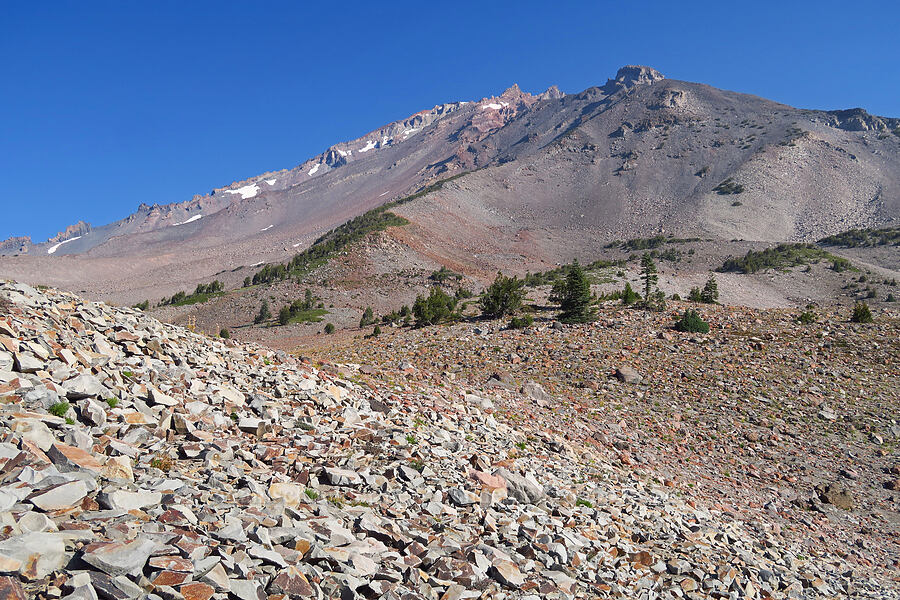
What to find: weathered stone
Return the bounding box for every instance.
[81,539,157,576]
[47,443,103,474]
[29,480,88,511]
[267,566,313,597]
[817,483,855,509]
[98,489,162,511]
[64,374,104,399]
[614,366,643,384]
[493,468,544,503]
[0,532,68,579]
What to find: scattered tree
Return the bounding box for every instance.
[360,306,374,328]
[243,276,252,287]
[253,300,271,325]
[479,271,526,318]
[550,260,596,323]
[640,253,658,303]
[413,287,457,327]
[700,274,719,304]
[621,282,640,305]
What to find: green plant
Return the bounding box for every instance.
[621,282,640,305]
[219,328,230,339]
[254,300,271,324]
[575,498,594,508]
[406,434,418,445]
[106,398,119,408]
[65,417,75,425]
[132,300,150,311]
[359,306,374,327]
[372,325,382,337]
[549,260,596,323]
[674,309,710,333]
[508,314,534,329]
[305,488,320,501]
[413,287,457,327]
[851,302,873,323]
[121,370,134,378]
[887,293,896,303]
[243,276,252,287]
[797,311,817,325]
[713,178,745,194]
[429,266,462,283]
[700,274,719,303]
[149,454,173,472]
[49,401,71,418]
[480,271,526,318]
[640,253,658,303]
[324,323,335,334]
[514,441,527,450]
[719,243,851,274]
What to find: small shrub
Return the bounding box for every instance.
[688,287,703,302]
[324,323,335,334]
[508,315,534,329]
[797,311,817,325]
[304,488,319,501]
[674,309,710,333]
[850,302,873,323]
[372,325,381,336]
[106,398,119,408]
[575,498,594,508]
[670,293,681,301]
[219,328,230,339]
[149,453,174,472]
[49,401,71,418]
[887,293,896,303]
[713,178,745,195]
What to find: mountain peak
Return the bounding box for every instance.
[602,65,665,94]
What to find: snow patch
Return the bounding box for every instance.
[225,184,260,199]
[358,140,376,153]
[308,163,320,176]
[292,242,301,248]
[482,102,509,110]
[47,236,82,255]
[265,178,276,185]
[402,128,420,137]
[260,225,273,232]
[337,149,349,157]
[173,214,203,226]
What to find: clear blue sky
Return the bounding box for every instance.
[3,1,898,242]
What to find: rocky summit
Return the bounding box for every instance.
[0,280,897,599]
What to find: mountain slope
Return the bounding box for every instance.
[1,66,898,314]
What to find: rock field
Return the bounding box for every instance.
[0,281,897,599]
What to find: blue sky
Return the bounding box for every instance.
[2,1,898,242]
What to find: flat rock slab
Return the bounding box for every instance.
[81,538,157,576]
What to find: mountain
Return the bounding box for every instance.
[1,66,898,329]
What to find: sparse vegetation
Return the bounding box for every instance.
[713,178,745,194]
[700,274,719,304]
[621,282,640,305]
[150,454,174,472]
[818,226,900,248]
[324,323,335,334]
[429,266,462,284]
[132,300,150,311]
[219,328,230,339]
[159,280,225,307]
[719,243,851,274]
[798,311,817,325]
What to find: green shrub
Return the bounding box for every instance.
[887,293,896,303]
[797,311,816,325]
[429,266,462,283]
[106,398,119,408]
[851,302,873,323]
[480,271,526,318]
[372,325,381,337]
[324,323,335,334]
[688,287,702,302]
[49,401,71,418]
[674,309,710,333]
[413,287,457,327]
[713,178,745,194]
[219,328,230,339]
[508,315,534,329]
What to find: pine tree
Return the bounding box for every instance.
[480,271,526,318]
[550,260,596,323]
[700,274,719,304]
[253,300,271,324]
[640,253,658,302]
